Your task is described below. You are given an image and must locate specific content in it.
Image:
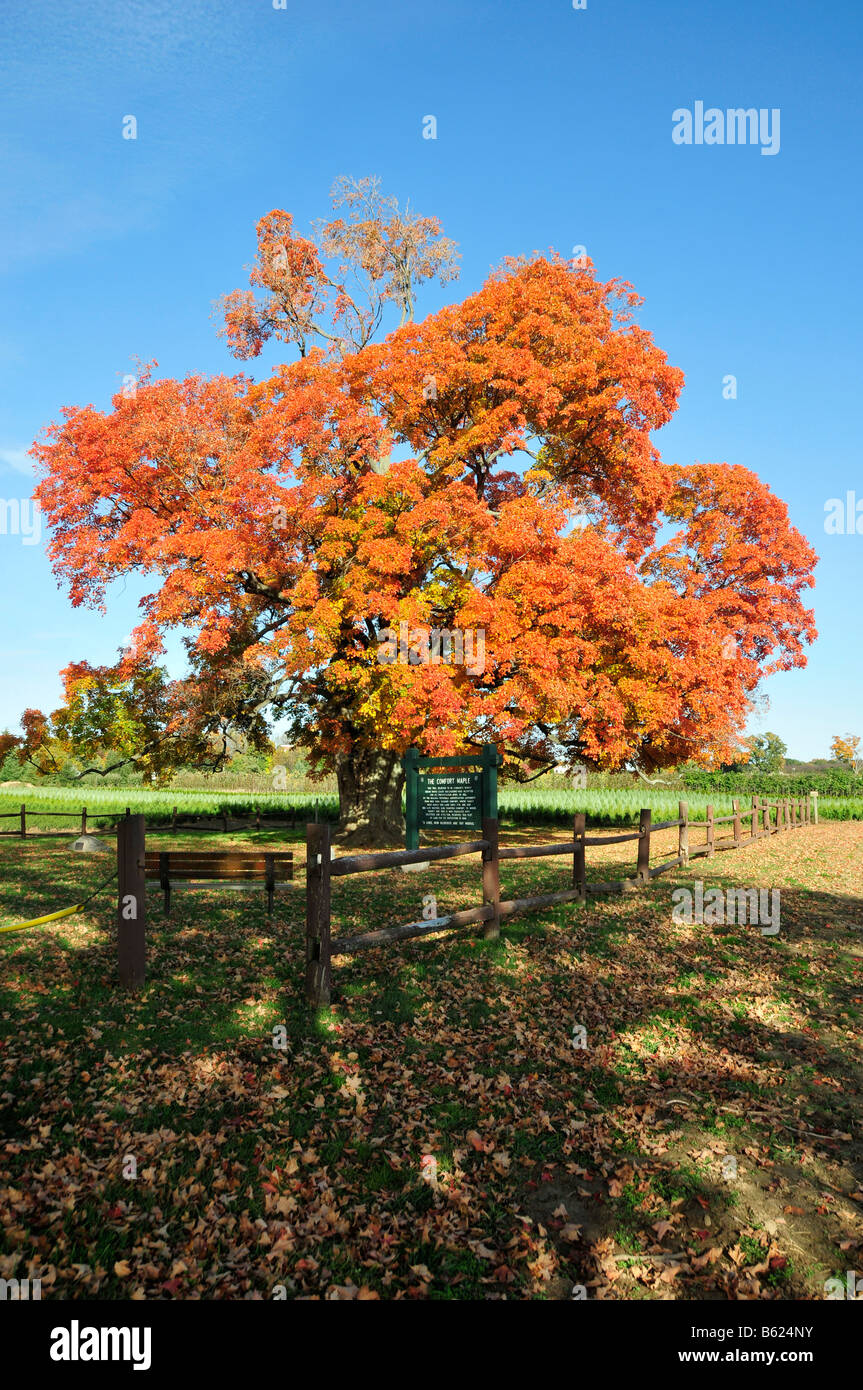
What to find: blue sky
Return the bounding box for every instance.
[1,0,860,759]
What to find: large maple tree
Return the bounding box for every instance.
[22,179,817,842]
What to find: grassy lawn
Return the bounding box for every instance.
[0,820,861,1300]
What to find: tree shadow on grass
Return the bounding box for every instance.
[0,826,860,1299]
[316,833,861,1299]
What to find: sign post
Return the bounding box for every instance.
[404,746,421,851]
[403,745,500,849]
[117,813,146,989]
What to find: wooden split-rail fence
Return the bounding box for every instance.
[1,803,325,839]
[97,793,814,993]
[304,794,816,1006]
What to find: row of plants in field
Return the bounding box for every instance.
[679,768,863,797]
[0,788,339,830]
[496,787,863,825]
[2,784,860,830]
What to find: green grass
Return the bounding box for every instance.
[1,819,861,1300]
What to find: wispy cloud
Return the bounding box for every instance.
[0,190,149,274]
[0,448,33,475]
[0,134,166,273]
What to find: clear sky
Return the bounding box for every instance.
[1,0,861,760]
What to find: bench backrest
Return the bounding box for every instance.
[144,851,293,881]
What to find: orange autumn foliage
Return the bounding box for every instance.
[26,185,817,830]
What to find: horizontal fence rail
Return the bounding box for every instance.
[0,803,333,839]
[0,791,823,842]
[5,791,817,997]
[304,794,816,1005]
[5,795,817,1000]
[329,840,488,876]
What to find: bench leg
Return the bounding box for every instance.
[265,853,274,918]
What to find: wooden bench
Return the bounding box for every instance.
[144,850,294,916]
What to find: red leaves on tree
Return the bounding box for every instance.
[27,200,817,788]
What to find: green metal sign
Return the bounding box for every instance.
[419,771,482,833]
[403,745,500,850]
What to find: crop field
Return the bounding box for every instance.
[0,787,335,833]
[497,786,863,826]
[1,782,861,833]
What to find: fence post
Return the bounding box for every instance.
[81,806,87,836]
[810,790,818,825]
[404,747,420,851]
[117,814,146,989]
[678,802,689,866]
[172,805,177,834]
[637,808,651,880]
[750,796,759,841]
[573,811,586,898]
[781,798,788,831]
[763,800,770,835]
[706,804,714,858]
[482,816,501,940]
[20,803,25,839]
[306,822,332,1007]
[732,798,741,847]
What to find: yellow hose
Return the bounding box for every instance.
[0,870,118,934]
[0,903,84,933]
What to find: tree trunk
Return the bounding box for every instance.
[336,748,405,847]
